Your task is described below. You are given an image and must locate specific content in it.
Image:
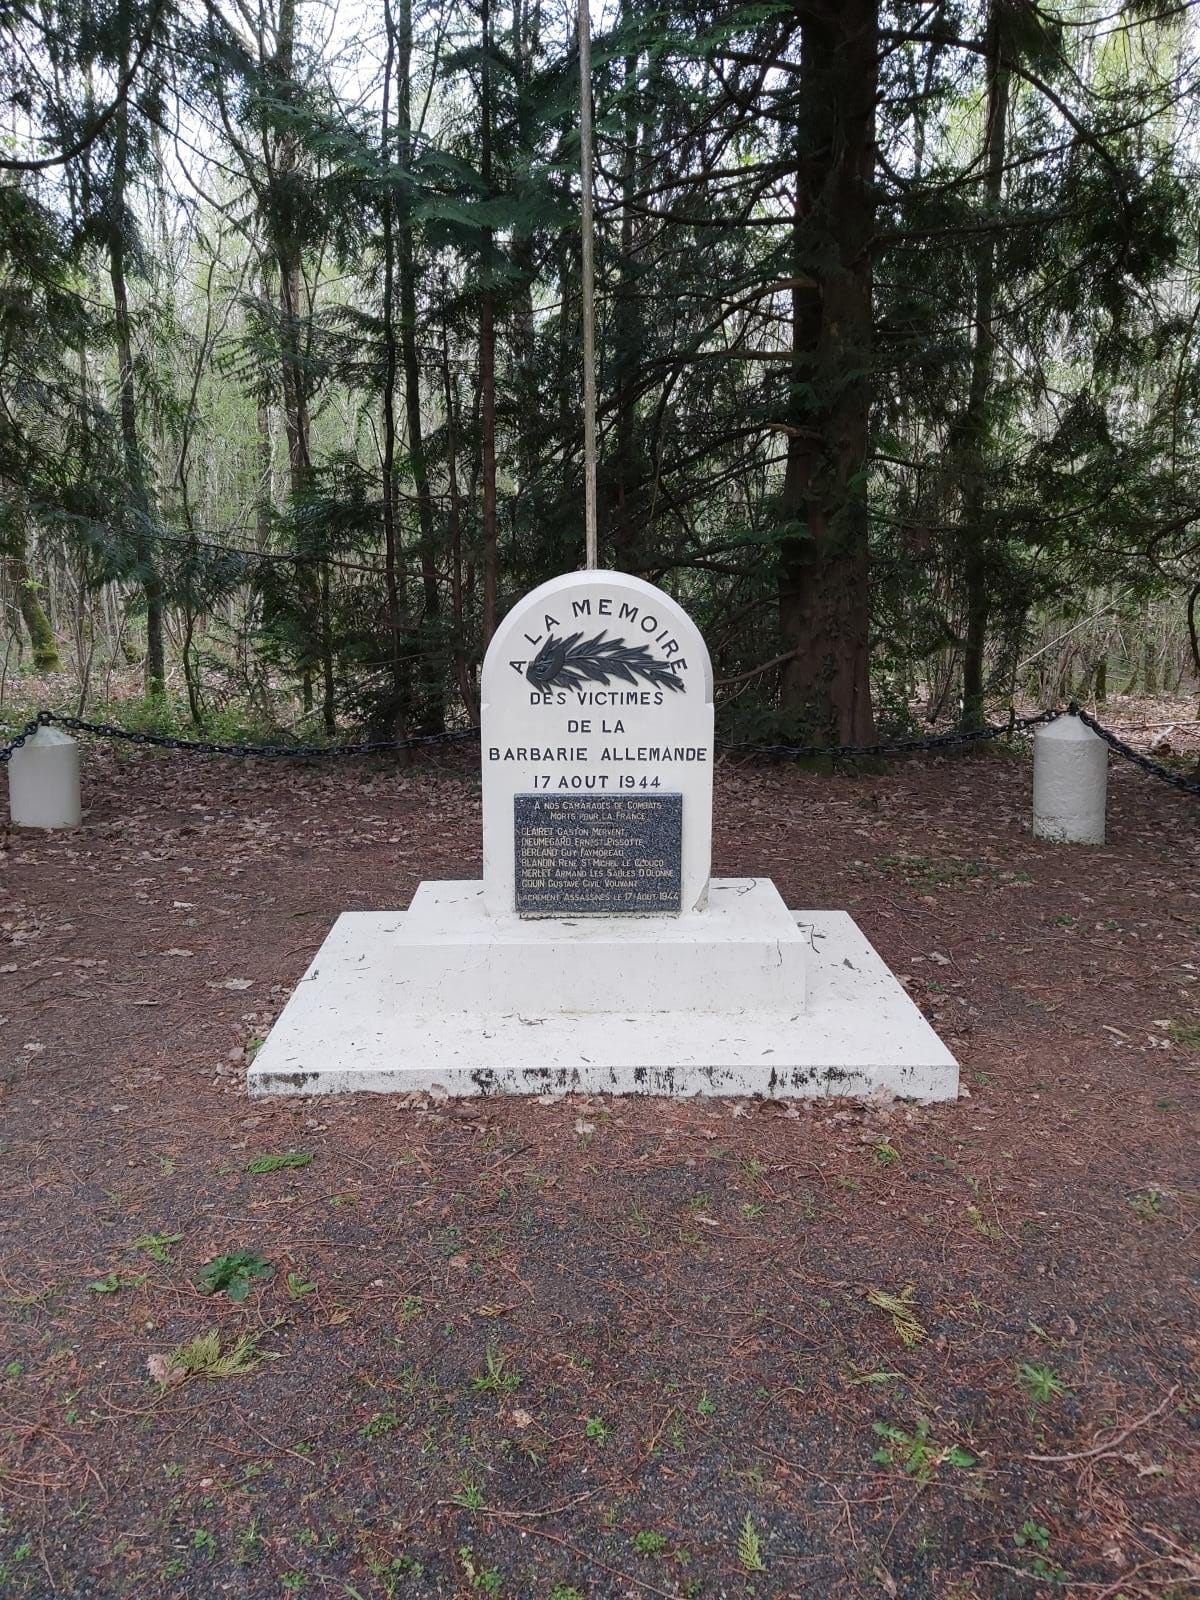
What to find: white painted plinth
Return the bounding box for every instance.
[248,879,957,1102]
[393,878,806,1012]
[1033,714,1107,844]
[5,725,81,829]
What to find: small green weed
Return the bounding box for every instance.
[740,1200,766,1220]
[872,1141,900,1168]
[286,1271,317,1300]
[435,1224,463,1258]
[549,1586,584,1600]
[245,1151,313,1174]
[458,1546,502,1594]
[872,1417,976,1483]
[1013,1521,1068,1584]
[584,1416,609,1444]
[631,1531,668,1557]
[966,1204,1003,1241]
[359,1410,399,1440]
[131,1231,182,1264]
[878,854,984,889]
[1018,1363,1069,1404]
[696,1391,716,1417]
[1166,1021,1200,1050]
[454,1478,486,1511]
[198,1251,273,1302]
[87,1271,147,1295]
[1128,1186,1167,1220]
[233,1517,263,1565]
[470,1343,521,1397]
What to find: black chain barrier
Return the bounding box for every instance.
[714,708,1058,760]
[1,704,1196,796]
[0,711,479,765]
[1067,702,1200,796]
[0,715,43,766]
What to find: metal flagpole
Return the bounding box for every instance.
[577,0,599,569]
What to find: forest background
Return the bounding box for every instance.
[3,0,1200,747]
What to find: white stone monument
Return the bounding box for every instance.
[249,572,957,1101]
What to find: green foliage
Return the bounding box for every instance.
[871,1418,977,1483]
[1018,1363,1069,1404]
[736,1514,766,1574]
[197,1251,273,1302]
[630,1532,668,1557]
[131,1232,182,1264]
[2,0,1199,738]
[453,1479,486,1512]
[245,1151,313,1174]
[359,1410,399,1440]
[86,1271,146,1295]
[157,1327,270,1383]
[470,1344,521,1397]
[1167,1020,1200,1051]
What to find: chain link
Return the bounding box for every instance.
[714,709,1058,760]
[1067,703,1200,796]
[2,705,1196,797]
[1,711,479,762]
[0,714,48,766]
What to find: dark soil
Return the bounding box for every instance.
[1,739,1198,1599]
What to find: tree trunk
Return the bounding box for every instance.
[274,0,331,731]
[380,0,410,748]
[776,1,877,745]
[479,0,499,647]
[441,311,476,718]
[396,0,442,731]
[109,26,165,696]
[255,265,275,551]
[6,541,61,671]
[610,0,642,570]
[958,0,1010,729]
[508,0,539,511]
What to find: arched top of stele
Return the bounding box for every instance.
[480,571,714,916]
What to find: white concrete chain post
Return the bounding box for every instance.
[1032,713,1107,844]
[6,725,82,829]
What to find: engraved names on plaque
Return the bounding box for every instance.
[514,793,682,915]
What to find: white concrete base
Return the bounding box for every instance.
[387,878,807,1012]
[247,879,958,1102]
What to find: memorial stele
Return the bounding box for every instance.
[250,570,958,1101]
